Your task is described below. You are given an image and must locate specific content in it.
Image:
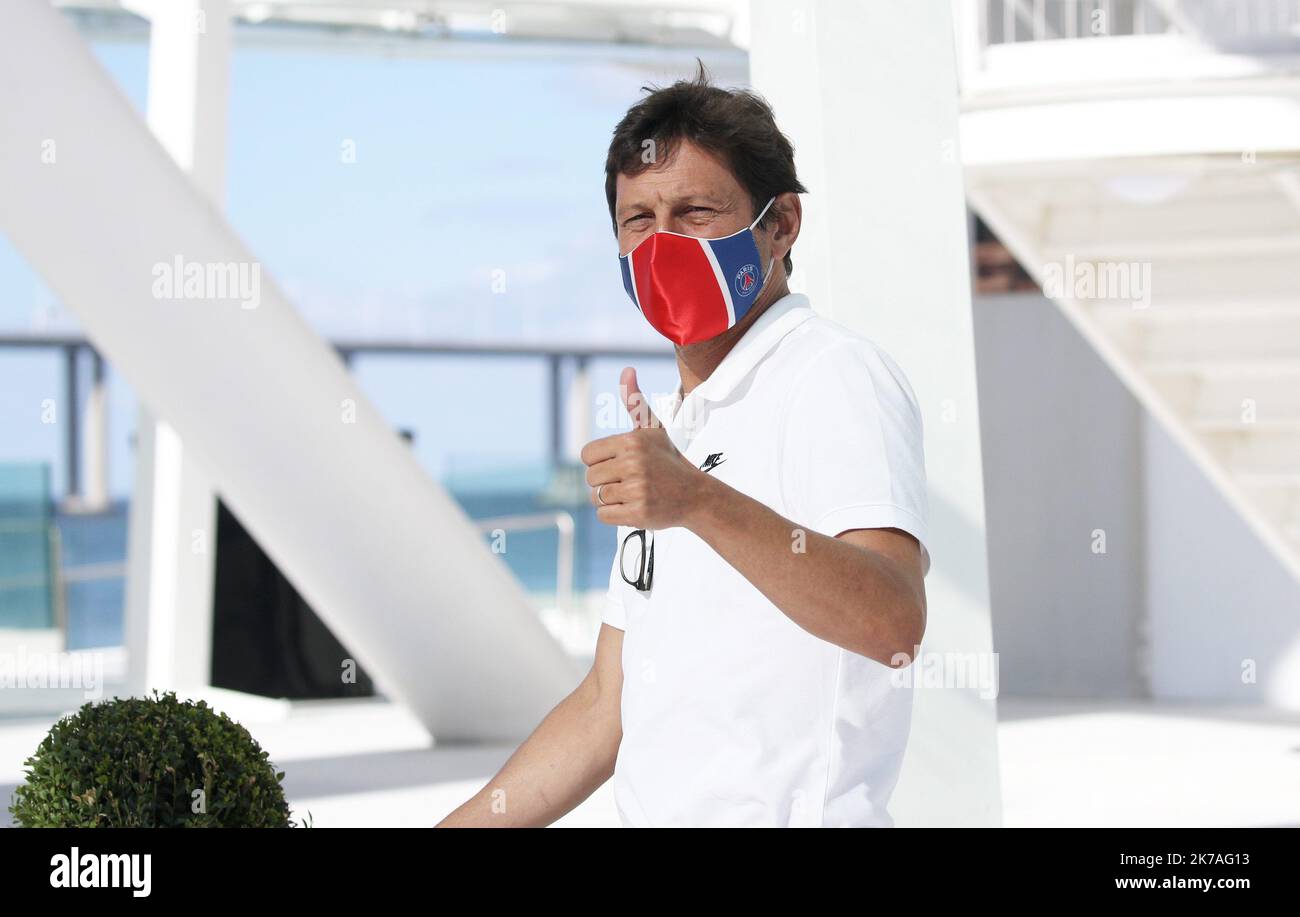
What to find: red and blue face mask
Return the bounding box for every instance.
[618,197,776,346]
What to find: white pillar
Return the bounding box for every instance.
[122,0,230,694]
[81,350,110,512]
[750,0,1003,826]
[0,0,578,739]
[564,357,592,462]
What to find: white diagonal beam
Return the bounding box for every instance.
[0,0,578,740]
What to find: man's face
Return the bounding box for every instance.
[614,140,761,257]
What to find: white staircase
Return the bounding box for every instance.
[958,0,1300,583]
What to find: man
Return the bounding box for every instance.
[439,67,929,828]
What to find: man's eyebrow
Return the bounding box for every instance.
[617,193,732,219]
[616,200,652,220]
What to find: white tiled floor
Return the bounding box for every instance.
[996,698,1300,828]
[2,694,1297,827]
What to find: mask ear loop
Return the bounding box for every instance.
[752,254,775,299]
[751,196,779,297]
[749,195,777,231]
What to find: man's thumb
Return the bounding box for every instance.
[621,366,661,429]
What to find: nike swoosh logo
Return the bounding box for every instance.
[700,453,726,473]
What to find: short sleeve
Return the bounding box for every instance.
[601,525,633,630]
[778,338,931,576]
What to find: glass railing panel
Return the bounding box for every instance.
[0,462,56,629]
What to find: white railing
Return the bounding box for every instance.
[972,0,1300,45]
[956,0,1300,93]
[474,511,576,613]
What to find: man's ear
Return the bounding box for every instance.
[770,192,802,264]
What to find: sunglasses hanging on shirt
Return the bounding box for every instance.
[619,528,654,592]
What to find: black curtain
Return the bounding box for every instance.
[211,499,375,699]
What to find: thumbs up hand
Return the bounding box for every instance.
[580,367,706,530]
[619,365,662,430]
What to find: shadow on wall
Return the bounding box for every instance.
[972,291,1300,706]
[974,291,1146,699]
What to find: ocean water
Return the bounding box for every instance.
[12,472,618,651]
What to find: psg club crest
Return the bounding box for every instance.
[734,263,760,297]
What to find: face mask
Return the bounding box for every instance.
[618,197,777,346]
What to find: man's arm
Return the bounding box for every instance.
[436,622,624,827]
[583,368,926,668]
[685,473,926,666]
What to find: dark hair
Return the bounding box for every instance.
[604,61,807,274]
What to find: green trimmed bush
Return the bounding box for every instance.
[9,690,299,827]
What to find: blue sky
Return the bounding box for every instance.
[0,29,724,498]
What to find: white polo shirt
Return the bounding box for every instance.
[602,291,930,828]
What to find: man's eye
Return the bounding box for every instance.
[623,214,651,227]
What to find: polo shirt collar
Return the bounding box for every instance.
[673,292,815,410]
